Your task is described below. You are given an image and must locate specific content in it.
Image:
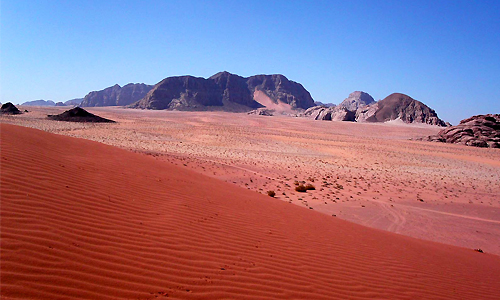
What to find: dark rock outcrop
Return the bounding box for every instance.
[22,100,55,106]
[47,107,115,123]
[338,91,375,111]
[55,102,66,106]
[1,102,22,115]
[363,93,446,126]
[424,114,500,148]
[130,72,315,112]
[81,83,153,107]
[247,108,275,116]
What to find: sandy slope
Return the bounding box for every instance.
[1,123,500,299]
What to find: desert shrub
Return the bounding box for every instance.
[305,184,315,190]
[295,185,307,192]
[267,190,276,197]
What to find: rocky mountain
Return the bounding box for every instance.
[305,92,447,126]
[362,93,446,126]
[81,83,153,107]
[338,91,375,111]
[64,98,83,106]
[22,100,55,106]
[130,72,315,112]
[424,114,500,148]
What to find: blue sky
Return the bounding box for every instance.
[1,0,499,124]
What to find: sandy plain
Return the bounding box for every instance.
[2,121,500,299]
[2,106,500,258]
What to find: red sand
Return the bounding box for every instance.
[1,123,500,299]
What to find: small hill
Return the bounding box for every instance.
[424,114,500,148]
[47,107,115,123]
[21,99,55,106]
[0,102,22,115]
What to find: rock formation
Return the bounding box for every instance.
[81,83,153,107]
[363,93,446,126]
[64,98,83,106]
[1,102,22,115]
[304,106,355,121]
[338,91,375,111]
[55,102,66,106]
[304,92,447,126]
[22,100,55,106]
[424,114,500,148]
[47,107,115,123]
[130,71,315,112]
[247,108,275,116]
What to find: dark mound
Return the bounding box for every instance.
[425,114,500,148]
[366,93,446,126]
[1,102,22,115]
[47,107,115,123]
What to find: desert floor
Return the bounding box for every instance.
[2,106,500,257]
[2,122,500,299]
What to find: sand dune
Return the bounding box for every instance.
[1,123,500,299]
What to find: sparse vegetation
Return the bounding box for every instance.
[305,184,315,190]
[295,185,307,192]
[267,190,276,197]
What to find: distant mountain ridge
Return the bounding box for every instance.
[22,99,56,106]
[131,71,315,112]
[81,83,153,107]
[21,98,83,107]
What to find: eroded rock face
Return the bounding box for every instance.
[364,93,446,126]
[338,91,375,111]
[304,106,355,121]
[130,71,315,112]
[425,114,500,148]
[246,74,315,109]
[81,83,153,107]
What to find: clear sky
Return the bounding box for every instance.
[1,0,499,124]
